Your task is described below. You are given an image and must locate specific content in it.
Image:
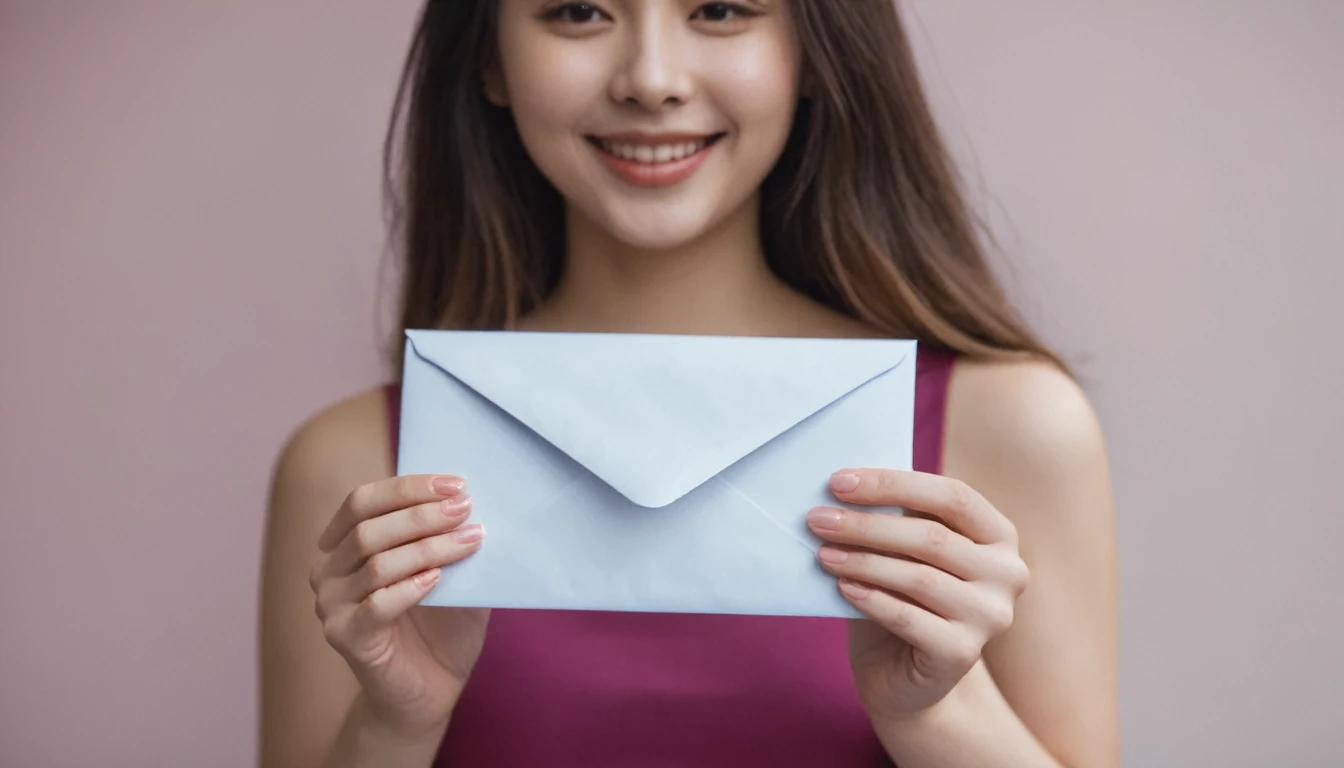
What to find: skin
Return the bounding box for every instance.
[258,2,1120,766]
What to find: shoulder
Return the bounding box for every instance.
[258,387,395,767]
[942,356,1113,544]
[947,356,1106,470]
[269,385,397,506]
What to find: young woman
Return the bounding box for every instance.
[259,1,1120,766]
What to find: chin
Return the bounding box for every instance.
[604,218,714,252]
[586,199,728,253]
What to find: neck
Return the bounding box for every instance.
[521,196,812,336]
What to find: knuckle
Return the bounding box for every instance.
[887,600,915,630]
[919,520,950,554]
[320,620,343,651]
[363,551,394,586]
[350,520,379,557]
[362,588,392,624]
[949,636,982,669]
[907,564,937,595]
[876,470,900,493]
[993,548,1030,592]
[413,536,449,567]
[840,550,870,575]
[398,474,427,503]
[346,482,375,514]
[984,598,1015,634]
[945,478,974,513]
[313,584,337,617]
[415,500,443,530]
[386,476,410,505]
[434,533,463,561]
[409,500,431,527]
[849,510,874,540]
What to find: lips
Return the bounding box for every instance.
[585,132,726,187]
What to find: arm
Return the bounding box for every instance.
[320,693,449,768]
[879,359,1120,767]
[258,388,444,768]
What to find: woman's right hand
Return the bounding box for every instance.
[309,473,489,740]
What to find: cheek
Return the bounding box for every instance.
[501,47,615,191]
[502,43,607,141]
[702,39,800,165]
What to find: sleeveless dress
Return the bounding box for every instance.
[384,347,957,767]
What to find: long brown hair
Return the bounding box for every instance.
[382,0,1061,372]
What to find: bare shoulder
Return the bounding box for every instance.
[943,357,1120,767]
[947,357,1107,467]
[942,356,1113,537]
[269,385,396,514]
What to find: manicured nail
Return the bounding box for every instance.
[432,476,465,496]
[413,567,441,589]
[453,523,485,545]
[830,472,860,493]
[838,579,872,599]
[818,546,849,565]
[441,496,471,518]
[807,506,843,531]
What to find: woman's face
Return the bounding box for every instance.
[491,0,802,251]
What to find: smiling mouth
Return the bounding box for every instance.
[585,133,727,165]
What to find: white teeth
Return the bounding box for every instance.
[601,138,710,164]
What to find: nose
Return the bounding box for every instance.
[608,18,693,111]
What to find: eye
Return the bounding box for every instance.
[692,2,757,22]
[541,2,610,24]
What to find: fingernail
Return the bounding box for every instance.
[453,523,485,545]
[839,579,872,599]
[441,496,471,518]
[807,506,843,531]
[818,546,849,565]
[830,472,860,493]
[413,567,441,589]
[432,476,465,496]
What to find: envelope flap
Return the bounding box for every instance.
[406,330,915,508]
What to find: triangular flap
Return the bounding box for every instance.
[406,330,914,508]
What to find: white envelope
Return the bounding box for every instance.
[399,329,917,618]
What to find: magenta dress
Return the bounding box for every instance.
[384,347,957,767]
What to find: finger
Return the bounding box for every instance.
[318,474,465,553]
[806,507,983,579]
[343,525,485,603]
[829,469,1013,545]
[839,580,977,671]
[325,566,442,656]
[820,547,979,620]
[325,495,474,578]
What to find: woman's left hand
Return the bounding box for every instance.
[807,468,1031,723]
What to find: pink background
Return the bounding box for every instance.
[2,2,1341,765]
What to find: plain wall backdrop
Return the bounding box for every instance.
[1,2,1341,766]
